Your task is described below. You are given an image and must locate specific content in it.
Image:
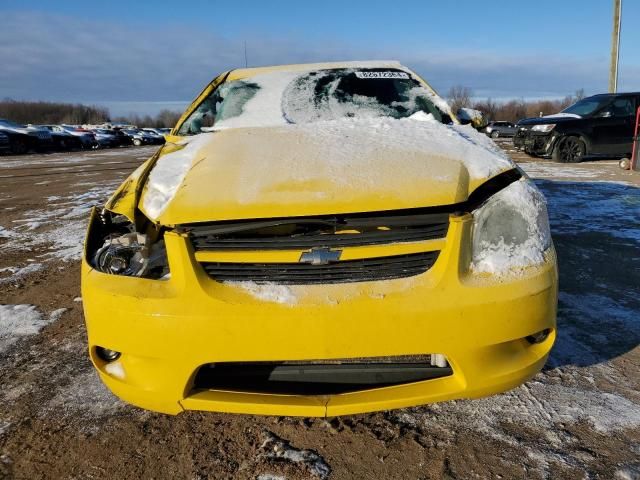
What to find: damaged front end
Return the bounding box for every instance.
[85,208,170,279]
[84,147,176,280]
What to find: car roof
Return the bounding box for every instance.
[589,92,640,98]
[228,60,403,80]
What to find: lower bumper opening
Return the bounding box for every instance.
[191,356,453,395]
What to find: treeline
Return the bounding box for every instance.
[111,110,182,129]
[0,99,181,127]
[448,86,586,123]
[0,99,109,125]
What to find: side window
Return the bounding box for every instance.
[611,98,634,117]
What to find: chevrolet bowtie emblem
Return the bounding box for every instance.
[299,247,342,265]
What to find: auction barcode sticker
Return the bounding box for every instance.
[355,71,409,79]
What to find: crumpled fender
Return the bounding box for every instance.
[104,142,185,223]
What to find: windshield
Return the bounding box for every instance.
[562,96,612,117]
[178,68,451,135]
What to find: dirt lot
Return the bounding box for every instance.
[1,141,639,479]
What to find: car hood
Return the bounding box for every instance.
[128,118,515,225]
[518,114,581,126]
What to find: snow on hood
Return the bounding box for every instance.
[141,116,515,223]
[542,112,582,119]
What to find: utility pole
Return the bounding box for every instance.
[609,0,622,93]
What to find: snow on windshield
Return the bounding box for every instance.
[182,67,453,132]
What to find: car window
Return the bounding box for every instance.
[178,68,451,135]
[562,97,613,117]
[611,98,634,117]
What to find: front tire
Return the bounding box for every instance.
[490,130,499,139]
[133,138,142,146]
[553,136,585,163]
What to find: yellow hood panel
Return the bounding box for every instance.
[139,120,513,225]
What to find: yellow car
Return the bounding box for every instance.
[82,61,557,416]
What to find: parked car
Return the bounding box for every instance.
[514,92,640,162]
[109,128,134,147]
[0,131,10,153]
[141,128,168,143]
[0,119,53,153]
[91,129,120,148]
[485,121,517,138]
[37,125,83,151]
[61,125,98,149]
[82,61,557,417]
[123,128,164,145]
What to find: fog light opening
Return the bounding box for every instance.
[96,346,121,362]
[526,329,551,345]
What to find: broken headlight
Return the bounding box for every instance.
[471,179,551,274]
[89,210,169,279]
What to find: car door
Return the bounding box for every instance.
[590,96,635,155]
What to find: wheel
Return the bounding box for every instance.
[490,130,500,139]
[133,138,142,146]
[619,158,631,170]
[10,138,27,154]
[552,136,585,163]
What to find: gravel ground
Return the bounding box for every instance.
[0,141,639,479]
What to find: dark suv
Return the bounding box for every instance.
[514,93,639,162]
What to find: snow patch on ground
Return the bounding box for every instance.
[0,304,64,353]
[43,370,126,431]
[0,263,43,284]
[259,432,331,479]
[520,162,602,179]
[0,183,119,262]
[537,179,640,242]
[615,464,640,480]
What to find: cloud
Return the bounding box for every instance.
[1,11,638,115]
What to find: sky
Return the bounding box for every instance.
[1,0,639,117]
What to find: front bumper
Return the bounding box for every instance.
[82,212,558,417]
[514,129,557,157]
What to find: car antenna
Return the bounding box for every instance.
[244,41,248,68]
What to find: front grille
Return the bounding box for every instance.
[192,356,452,395]
[187,212,449,251]
[202,251,439,284]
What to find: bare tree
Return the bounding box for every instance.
[447,85,473,114]
[473,97,499,121]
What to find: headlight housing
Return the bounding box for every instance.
[471,179,551,274]
[531,123,556,133]
[88,209,169,279]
